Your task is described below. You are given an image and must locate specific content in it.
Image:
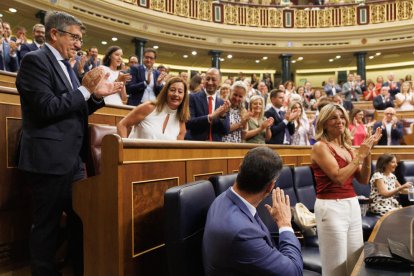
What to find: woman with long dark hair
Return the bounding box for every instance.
[102,45,130,105]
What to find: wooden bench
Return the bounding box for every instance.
[0,70,16,89]
[73,135,414,275]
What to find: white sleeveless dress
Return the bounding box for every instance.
[128,105,180,140]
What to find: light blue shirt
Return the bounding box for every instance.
[45,43,90,100]
[141,67,156,103]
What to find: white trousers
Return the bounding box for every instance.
[315,197,363,276]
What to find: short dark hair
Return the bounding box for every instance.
[269,89,283,99]
[44,11,84,42]
[375,154,396,173]
[144,48,157,59]
[236,147,283,194]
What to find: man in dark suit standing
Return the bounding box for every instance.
[264,89,298,144]
[383,73,400,98]
[203,147,303,275]
[372,107,403,145]
[126,48,166,106]
[185,67,230,141]
[373,86,394,110]
[16,11,122,276]
[19,23,45,60]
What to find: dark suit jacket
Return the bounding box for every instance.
[264,107,295,144]
[1,40,19,72]
[342,100,354,112]
[16,46,104,175]
[373,95,394,110]
[185,91,230,141]
[383,81,400,98]
[126,64,163,106]
[203,188,303,276]
[19,42,39,61]
[373,121,403,145]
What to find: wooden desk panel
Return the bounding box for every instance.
[354,101,374,111]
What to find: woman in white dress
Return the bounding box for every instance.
[117,77,189,140]
[394,81,414,111]
[102,46,130,105]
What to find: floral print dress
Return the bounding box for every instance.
[369,172,401,216]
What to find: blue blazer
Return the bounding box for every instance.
[126,64,163,106]
[264,107,295,145]
[185,91,230,141]
[373,121,403,145]
[203,188,303,276]
[373,95,394,110]
[19,42,39,61]
[1,40,19,72]
[16,45,104,175]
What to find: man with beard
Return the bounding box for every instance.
[19,24,45,60]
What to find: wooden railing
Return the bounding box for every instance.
[121,0,414,28]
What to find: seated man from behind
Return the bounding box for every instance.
[203,147,303,276]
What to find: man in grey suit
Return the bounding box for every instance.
[203,147,303,275]
[16,11,121,276]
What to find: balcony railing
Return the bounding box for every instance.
[120,0,414,28]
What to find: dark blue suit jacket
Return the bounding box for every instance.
[383,81,400,98]
[126,64,163,106]
[1,40,19,72]
[16,45,104,175]
[264,107,295,145]
[203,188,303,276]
[185,91,230,141]
[19,42,39,61]
[373,121,403,145]
[373,95,394,110]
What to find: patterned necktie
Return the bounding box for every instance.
[208,96,213,141]
[60,59,79,89]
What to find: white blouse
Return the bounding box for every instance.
[103,66,124,105]
[128,105,180,140]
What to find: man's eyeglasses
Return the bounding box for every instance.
[385,113,395,115]
[57,29,83,44]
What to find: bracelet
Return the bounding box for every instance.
[352,157,361,166]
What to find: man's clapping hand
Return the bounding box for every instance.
[82,66,123,98]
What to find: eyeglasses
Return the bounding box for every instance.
[57,29,83,44]
[144,56,155,60]
[385,113,395,115]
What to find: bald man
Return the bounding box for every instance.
[372,107,403,145]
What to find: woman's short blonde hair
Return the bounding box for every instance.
[315,103,352,149]
[249,95,265,118]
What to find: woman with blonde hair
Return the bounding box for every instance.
[222,81,251,143]
[244,95,274,144]
[117,77,190,140]
[311,103,382,276]
[289,100,314,145]
[394,81,414,110]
